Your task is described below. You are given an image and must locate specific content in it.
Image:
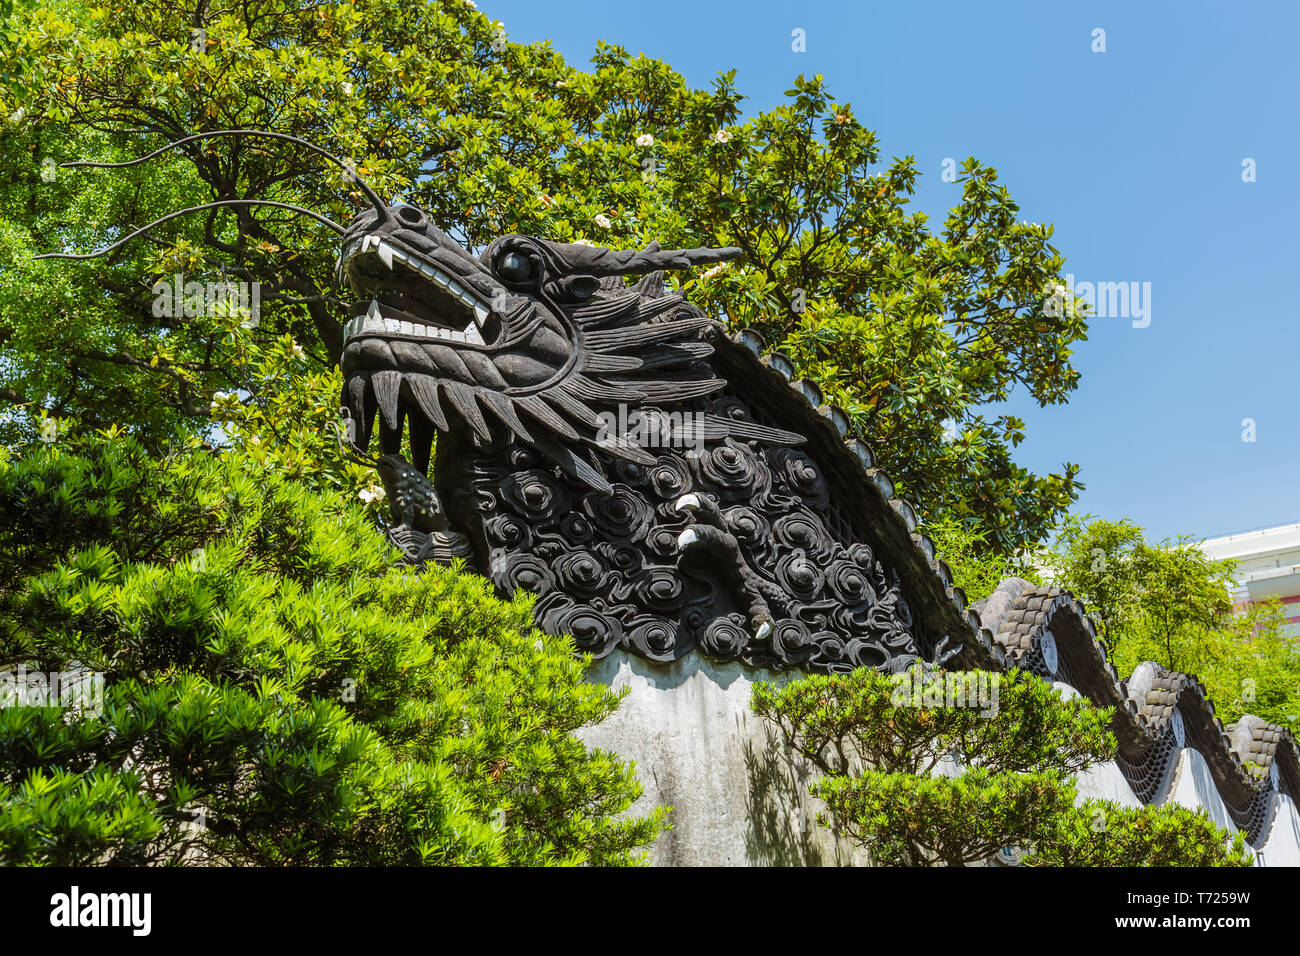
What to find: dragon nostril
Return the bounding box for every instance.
[396,205,426,226]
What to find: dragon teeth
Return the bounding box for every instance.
[407,374,449,431]
[371,370,403,430]
[341,237,496,328]
[343,315,477,344]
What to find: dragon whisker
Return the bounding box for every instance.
[58,129,391,216]
[33,199,345,261]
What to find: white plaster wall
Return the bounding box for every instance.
[1071,746,1300,867]
[579,651,867,866]
[1055,680,1146,810]
[1074,760,1144,809]
[1255,793,1300,866]
[582,653,1300,866]
[1168,747,1236,833]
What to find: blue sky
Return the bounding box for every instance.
[481,0,1298,543]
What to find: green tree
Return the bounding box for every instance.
[751,666,1251,866]
[0,369,663,864]
[1045,515,1300,731]
[919,512,1044,602]
[1032,800,1253,867]
[0,0,1108,865]
[2,0,1086,551]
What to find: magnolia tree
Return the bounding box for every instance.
[2,0,1086,553]
[0,0,1099,863]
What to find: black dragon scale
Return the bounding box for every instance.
[338,202,953,672]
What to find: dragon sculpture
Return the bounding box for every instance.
[336,202,939,671]
[35,128,951,673]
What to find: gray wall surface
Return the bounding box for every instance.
[582,650,1300,866]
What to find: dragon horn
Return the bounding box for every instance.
[541,240,743,277]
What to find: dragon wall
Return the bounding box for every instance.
[576,331,1300,867]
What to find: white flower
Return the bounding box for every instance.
[699,264,726,281]
[465,0,476,6]
[7,107,25,125]
[636,133,655,148]
[359,484,386,505]
[593,214,612,229]
[711,129,732,144]
[209,390,247,415]
[342,82,353,95]
[555,80,568,88]
[572,238,595,246]
[289,341,305,360]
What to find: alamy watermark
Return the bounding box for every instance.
[596,404,707,453]
[890,663,1000,717]
[1044,274,1151,328]
[1,666,104,716]
[151,273,261,326]
[50,886,150,936]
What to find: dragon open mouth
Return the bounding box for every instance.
[339,234,498,345]
[335,220,541,476]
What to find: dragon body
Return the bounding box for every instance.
[337,204,933,671]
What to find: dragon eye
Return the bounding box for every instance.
[395,205,426,227]
[498,251,533,283]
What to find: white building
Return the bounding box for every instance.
[1201,522,1300,636]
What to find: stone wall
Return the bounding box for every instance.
[579,651,867,866]
[582,651,1300,866]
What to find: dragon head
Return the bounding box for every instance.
[32,127,793,498]
[29,128,763,496]
[337,201,751,489]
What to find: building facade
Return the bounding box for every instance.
[1202,522,1300,636]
